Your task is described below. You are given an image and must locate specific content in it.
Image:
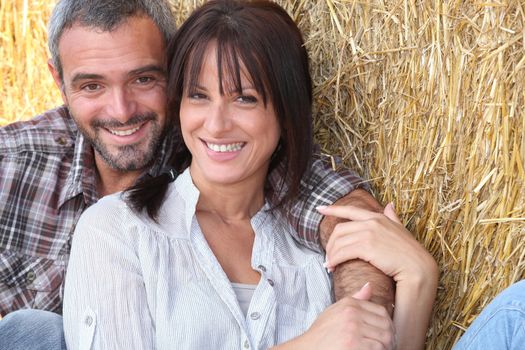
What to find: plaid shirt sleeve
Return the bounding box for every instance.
[269,153,370,253]
[0,107,88,316]
[0,106,171,316]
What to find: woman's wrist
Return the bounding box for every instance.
[396,250,439,292]
[393,257,438,350]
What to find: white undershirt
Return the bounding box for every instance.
[231,282,257,316]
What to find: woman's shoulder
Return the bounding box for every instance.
[75,168,195,242]
[75,192,143,238]
[83,191,133,220]
[260,208,325,266]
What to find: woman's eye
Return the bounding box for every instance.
[189,92,207,100]
[237,95,258,104]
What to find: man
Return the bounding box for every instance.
[0,0,396,349]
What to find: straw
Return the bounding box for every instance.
[1,1,524,348]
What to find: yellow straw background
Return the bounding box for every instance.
[1,1,524,349]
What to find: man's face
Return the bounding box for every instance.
[49,16,167,173]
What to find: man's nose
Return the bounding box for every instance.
[106,88,137,123]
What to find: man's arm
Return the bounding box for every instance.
[268,153,395,314]
[320,189,395,316]
[318,203,438,350]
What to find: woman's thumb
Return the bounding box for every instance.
[352,282,372,300]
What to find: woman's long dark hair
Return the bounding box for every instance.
[127,0,313,220]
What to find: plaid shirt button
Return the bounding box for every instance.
[54,136,68,145]
[25,270,36,283]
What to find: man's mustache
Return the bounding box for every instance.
[91,112,158,129]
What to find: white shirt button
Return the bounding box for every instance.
[250,312,261,320]
[85,315,93,326]
[267,279,274,286]
[243,339,250,348]
[257,265,266,272]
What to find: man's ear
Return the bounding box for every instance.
[48,59,68,104]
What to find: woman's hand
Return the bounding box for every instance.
[317,203,438,350]
[319,203,437,286]
[273,283,395,350]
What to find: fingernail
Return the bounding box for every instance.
[323,260,333,273]
[361,282,370,290]
[316,205,327,211]
[388,202,395,210]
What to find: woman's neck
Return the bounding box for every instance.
[191,167,266,222]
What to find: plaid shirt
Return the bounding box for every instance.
[0,105,367,315]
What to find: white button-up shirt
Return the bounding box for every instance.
[64,169,333,349]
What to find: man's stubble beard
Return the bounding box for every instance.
[76,112,167,172]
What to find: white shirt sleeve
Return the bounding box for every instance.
[63,196,155,350]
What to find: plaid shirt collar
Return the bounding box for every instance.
[58,133,98,208]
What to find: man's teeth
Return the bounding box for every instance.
[108,126,141,136]
[206,142,244,152]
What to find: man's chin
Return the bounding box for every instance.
[90,134,161,173]
[96,149,153,173]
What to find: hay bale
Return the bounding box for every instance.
[0,0,61,121]
[1,1,524,349]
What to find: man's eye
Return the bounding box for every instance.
[136,76,154,84]
[82,83,101,92]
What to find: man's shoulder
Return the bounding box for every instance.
[0,105,78,154]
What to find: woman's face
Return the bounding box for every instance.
[180,43,281,189]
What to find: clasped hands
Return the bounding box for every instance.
[276,202,437,350]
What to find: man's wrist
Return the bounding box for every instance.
[319,188,383,248]
[333,260,395,316]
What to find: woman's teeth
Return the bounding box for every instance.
[108,125,141,136]
[206,142,244,152]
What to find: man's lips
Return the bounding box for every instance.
[104,122,147,137]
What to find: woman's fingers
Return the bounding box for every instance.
[383,202,402,224]
[321,205,430,281]
[314,297,396,350]
[317,204,382,222]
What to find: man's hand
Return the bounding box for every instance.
[319,189,395,315]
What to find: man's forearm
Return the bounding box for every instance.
[332,260,395,316]
[320,189,395,315]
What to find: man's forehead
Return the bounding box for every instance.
[64,13,152,35]
[59,15,164,49]
[58,16,167,81]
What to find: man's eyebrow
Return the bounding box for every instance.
[71,73,104,85]
[128,65,167,77]
[70,65,167,85]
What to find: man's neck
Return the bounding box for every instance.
[94,154,143,197]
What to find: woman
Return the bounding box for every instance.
[64,1,435,349]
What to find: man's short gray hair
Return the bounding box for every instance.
[48,0,177,80]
